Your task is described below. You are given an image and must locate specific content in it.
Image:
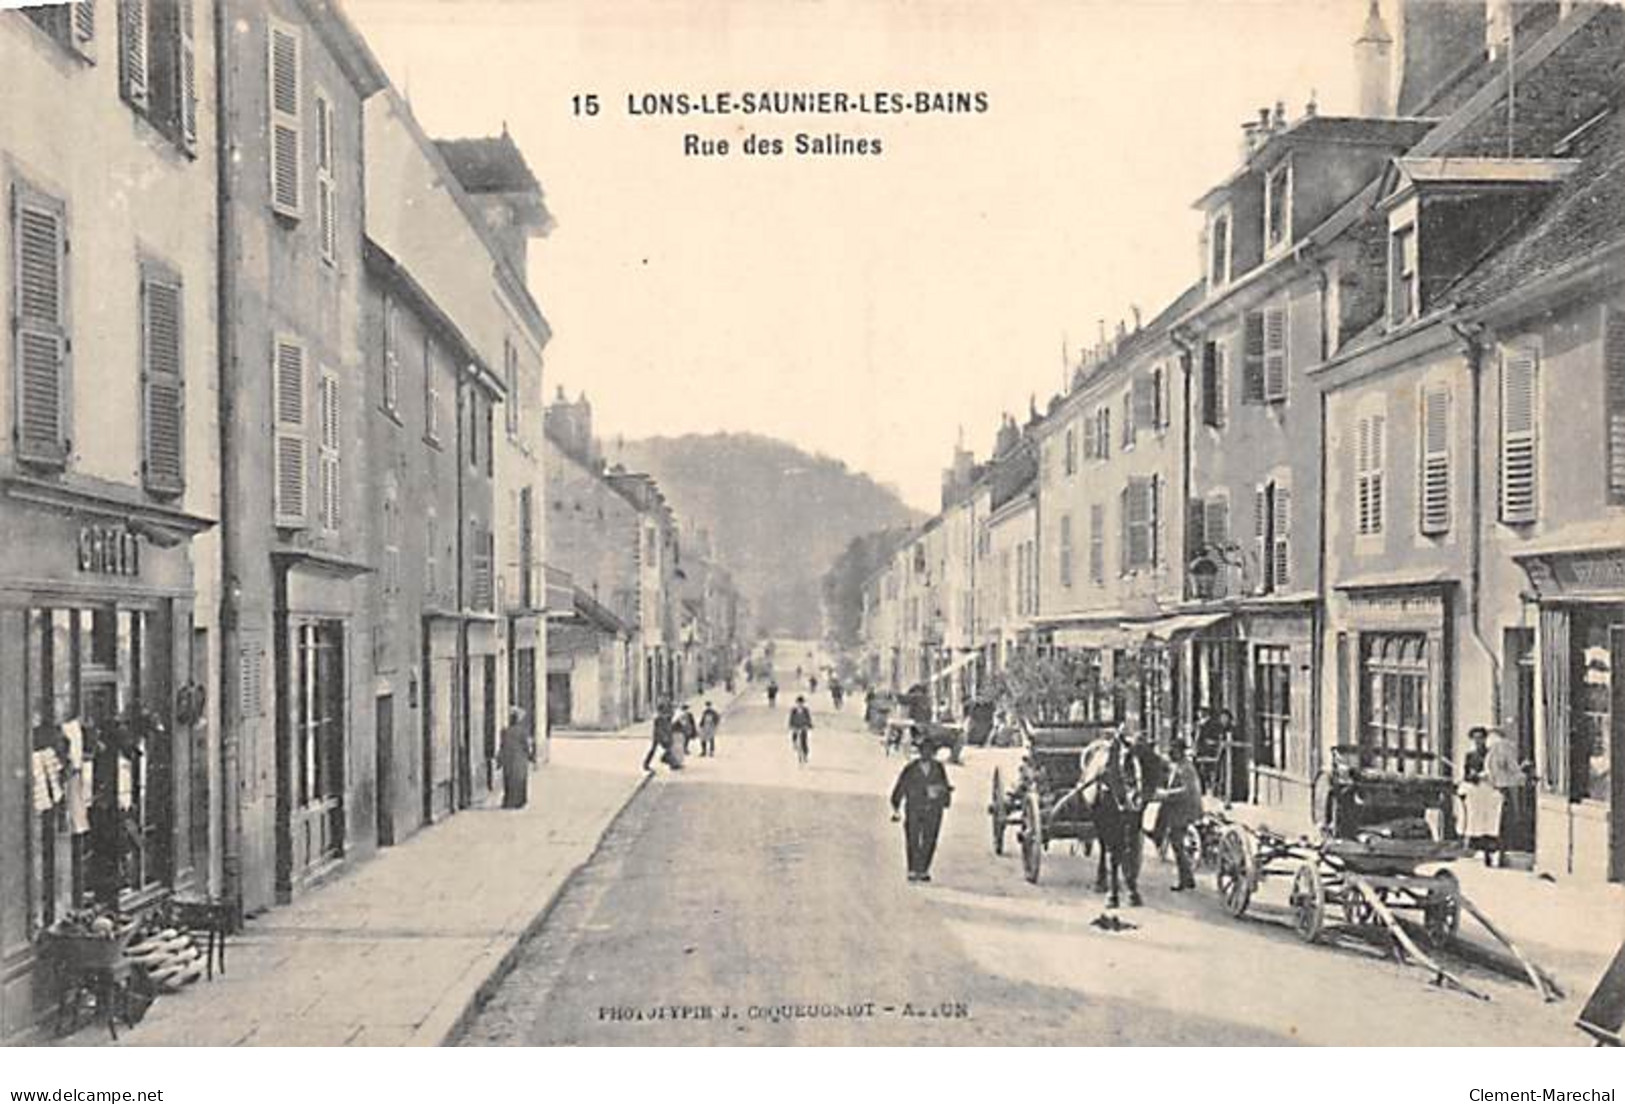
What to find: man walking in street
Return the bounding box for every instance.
[1485,726,1526,866]
[698,701,721,757]
[789,695,814,765]
[642,700,679,773]
[675,703,698,757]
[767,678,780,708]
[1154,737,1203,891]
[890,739,953,883]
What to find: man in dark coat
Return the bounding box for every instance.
[642,701,677,772]
[498,707,533,809]
[1154,737,1203,891]
[890,740,953,882]
[674,703,698,756]
[788,695,814,765]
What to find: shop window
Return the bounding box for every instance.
[1253,645,1291,772]
[26,605,170,928]
[1359,632,1431,773]
[1572,613,1617,805]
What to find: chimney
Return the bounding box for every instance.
[1392,0,1488,117]
[1131,305,1143,331]
[1486,0,1514,59]
[1352,2,1391,115]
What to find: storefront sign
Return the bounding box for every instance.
[77,524,141,577]
[1520,550,1625,599]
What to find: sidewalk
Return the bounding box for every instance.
[64,738,647,1047]
[1216,799,1624,1005]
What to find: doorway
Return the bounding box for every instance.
[375,693,394,847]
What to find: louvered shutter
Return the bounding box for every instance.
[1089,503,1104,583]
[72,1,96,59]
[1201,342,1220,426]
[316,95,336,261]
[119,0,148,110]
[1149,475,1161,567]
[382,296,399,411]
[1242,311,1265,404]
[1254,485,1269,591]
[1604,310,1625,504]
[1124,478,1150,570]
[1186,498,1206,560]
[1121,390,1135,448]
[1272,480,1292,590]
[1119,485,1130,576]
[1369,415,1386,533]
[13,186,69,468]
[1100,407,1110,459]
[273,337,307,525]
[1499,347,1538,523]
[268,23,302,217]
[1263,305,1287,402]
[1082,412,1096,461]
[318,372,340,530]
[178,0,197,151]
[1205,496,1230,548]
[1419,385,1451,535]
[1133,375,1156,433]
[141,271,185,495]
[1152,365,1166,428]
[1356,417,1372,535]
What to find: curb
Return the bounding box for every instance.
[406,769,655,1047]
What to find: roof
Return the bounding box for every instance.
[1386,155,1580,191]
[434,133,543,196]
[1445,109,1625,310]
[362,237,496,393]
[1195,116,1436,207]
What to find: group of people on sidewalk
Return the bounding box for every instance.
[641,700,724,772]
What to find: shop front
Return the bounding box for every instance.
[1516,547,1625,883]
[0,483,212,1040]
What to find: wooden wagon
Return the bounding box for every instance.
[1214,748,1561,1001]
[988,720,1113,884]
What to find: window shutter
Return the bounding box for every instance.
[1148,475,1161,568]
[1272,479,1292,590]
[1082,412,1096,461]
[1369,414,1386,534]
[1133,375,1156,434]
[72,1,97,59]
[1124,478,1150,570]
[268,23,302,217]
[1100,406,1110,459]
[1499,347,1538,523]
[1186,498,1206,560]
[318,372,340,530]
[1419,385,1451,534]
[1089,502,1104,583]
[140,271,185,495]
[1122,390,1134,448]
[1253,485,1268,591]
[273,337,307,525]
[14,186,70,468]
[178,0,197,150]
[425,339,440,440]
[1119,485,1130,575]
[1153,365,1166,428]
[1205,496,1230,548]
[1607,310,1625,505]
[1242,311,1265,404]
[1263,304,1288,402]
[316,94,336,261]
[1201,342,1219,426]
[118,0,148,109]
[382,296,399,411]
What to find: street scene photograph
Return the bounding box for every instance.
[1,0,1624,1063]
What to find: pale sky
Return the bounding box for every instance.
[346,0,1370,512]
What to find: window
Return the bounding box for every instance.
[1147,366,1165,430]
[268,19,302,218]
[139,263,184,496]
[293,621,345,866]
[1265,158,1291,252]
[1243,312,1265,404]
[1254,645,1291,771]
[317,370,340,531]
[1201,340,1225,428]
[484,399,495,476]
[1121,476,1158,572]
[1360,633,1431,774]
[273,335,307,525]
[1081,412,1096,462]
[1389,223,1418,326]
[315,92,336,263]
[1263,305,1287,402]
[519,485,535,608]
[1063,427,1076,476]
[471,522,493,610]
[1609,309,1625,504]
[423,336,440,443]
[1059,514,1073,589]
[1499,344,1538,524]
[1254,477,1291,593]
[1204,494,1231,550]
[1088,503,1104,584]
[381,295,399,414]
[1356,412,1385,537]
[25,2,97,61]
[504,339,520,439]
[1419,384,1451,535]
[144,0,198,152]
[1208,209,1231,287]
[118,0,148,110]
[1097,405,1111,460]
[1121,390,1135,449]
[12,182,70,469]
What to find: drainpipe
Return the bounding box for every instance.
[1312,264,1331,786]
[214,0,242,922]
[1451,319,1500,727]
[1169,325,1196,736]
[455,375,468,807]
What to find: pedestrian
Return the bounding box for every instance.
[642,700,679,772]
[699,700,721,757]
[675,703,698,756]
[1209,708,1237,803]
[1193,706,1221,794]
[830,679,844,710]
[890,739,953,883]
[498,706,533,809]
[767,679,779,708]
[789,695,814,765]
[1485,726,1524,866]
[810,674,819,694]
[1154,737,1203,891]
[1067,696,1089,723]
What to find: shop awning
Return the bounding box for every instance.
[1049,624,1135,650]
[1126,610,1232,641]
[930,651,978,683]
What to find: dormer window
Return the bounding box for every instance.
[1207,208,1232,288]
[1265,158,1292,254]
[1389,221,1419,326]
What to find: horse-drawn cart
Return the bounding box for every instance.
[988,721,1113,884]
[1214,749,1561,1001]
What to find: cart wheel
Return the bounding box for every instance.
[1341,883,1376,928]
[990,768,1007,856]
[1215,825,1256,917]
[1021,790,1043,884]
[1180,823,1205,872]
[1423,869,1461,946]
[1289,861,1327,943]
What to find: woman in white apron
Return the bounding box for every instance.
[1462,726,1501,865]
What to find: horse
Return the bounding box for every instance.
[1077,732,1150,908]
